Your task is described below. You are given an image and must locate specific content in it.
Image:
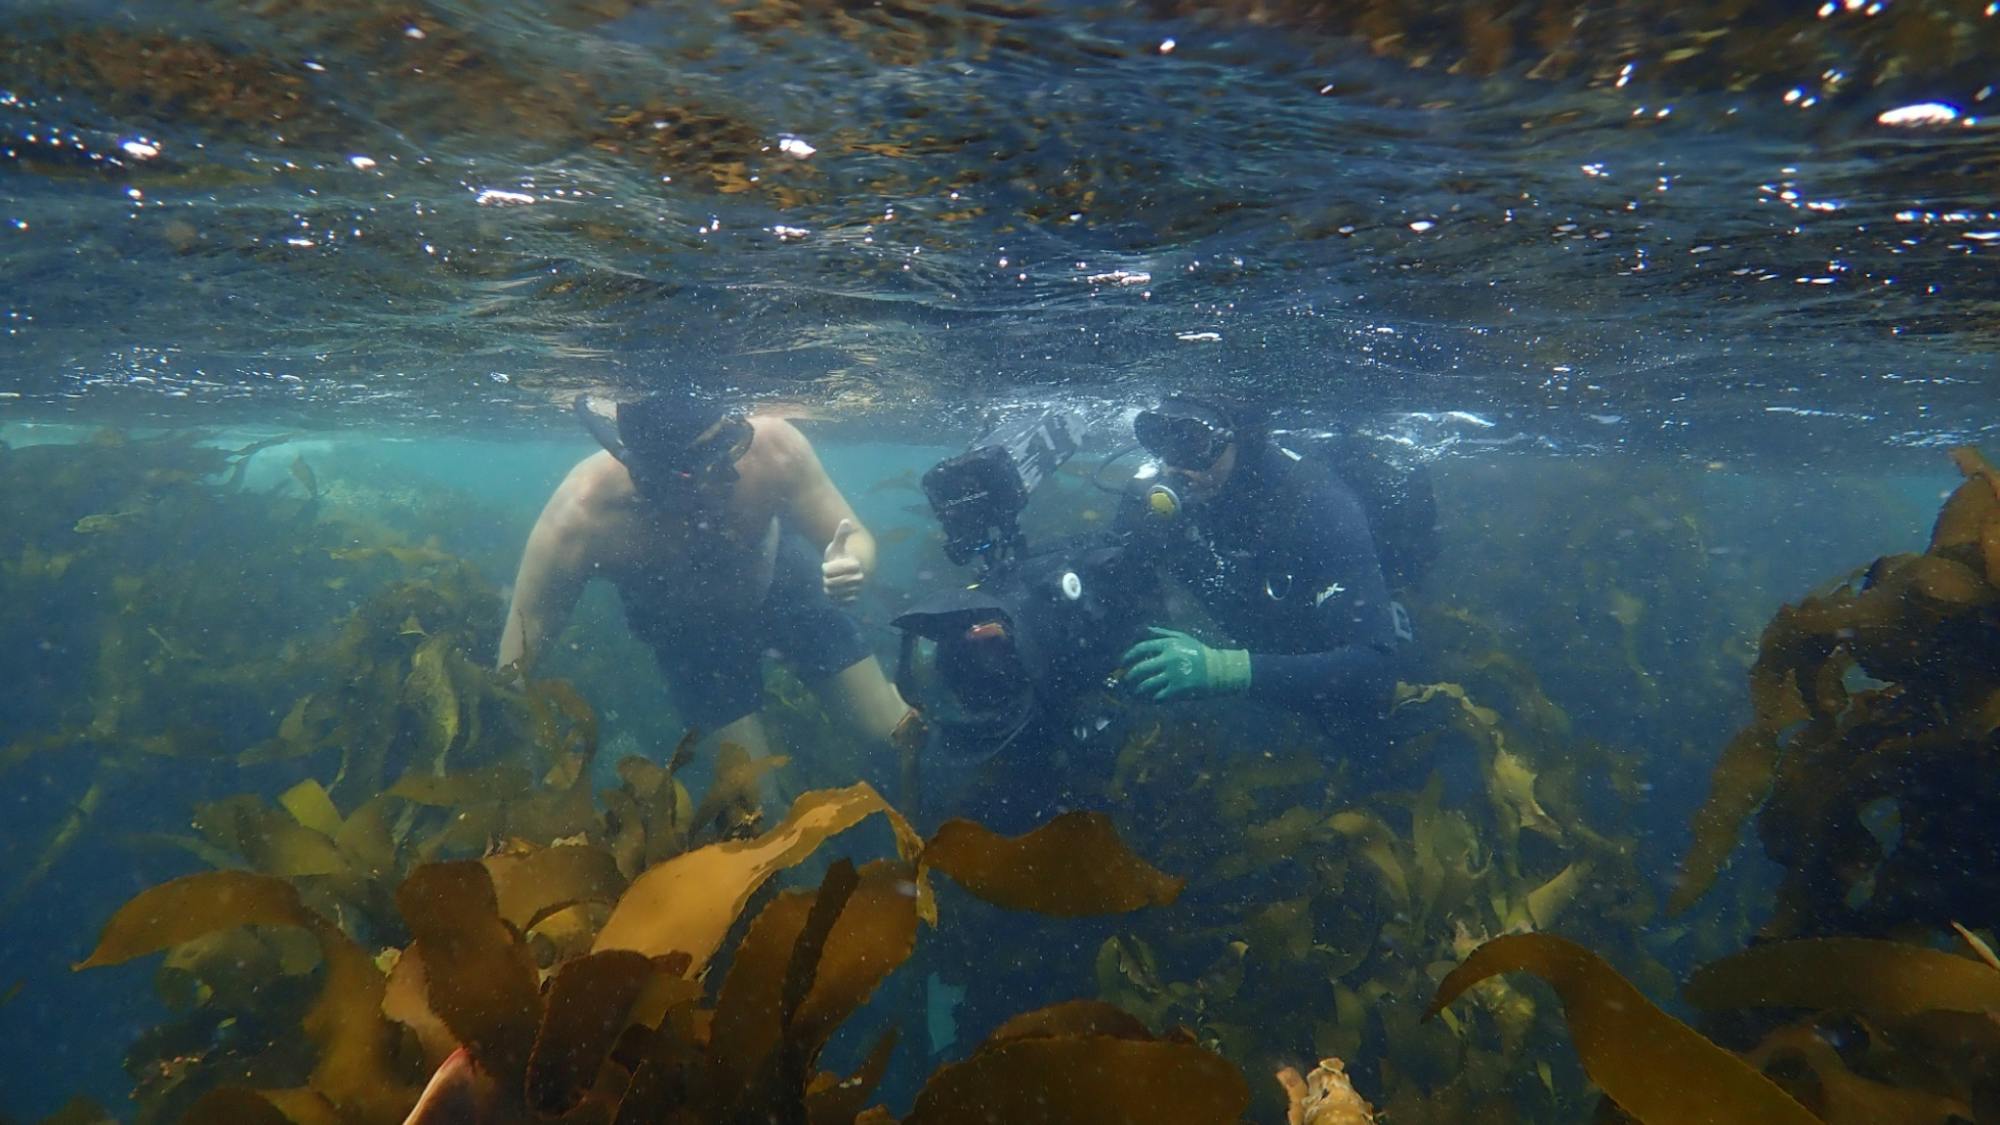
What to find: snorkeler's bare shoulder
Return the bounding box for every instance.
[553,451,641,539]
[534,450,671,576]
[734,415,812,491]
[737,415,854,538]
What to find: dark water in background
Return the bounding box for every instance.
[1,0,1998,1119]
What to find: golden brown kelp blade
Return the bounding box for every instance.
[804,1028,897,1125]
[903,1006,1250,1125]
[33,1095,117,1125]
[923,810,1185,915]
[397,862,545,1097]
[278,779,343,837]
[710,858,920,1089]
[591,782,922,964]
[1933,448,1999,556]
[1428,933,1821,1125]
[1668,659,1811,913]
[384,948,461,1069]
[987,998,1153,1042]
[481,844,626,932]
[1745,1024,1973,1125]
[76,870,317,969]
[78,870,413,1119]
[525,950,656,1117]
[179,1085,297,1125]
[1672,447,2000,920]
[389,763,535,807]
[304,919,416,1120]
[1685,938,2000,1019]
[5,766,107,914]
[702,859,921,1124]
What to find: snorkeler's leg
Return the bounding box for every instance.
[822,655,925,816]
[824,655,915,741]
[708,710,783,807]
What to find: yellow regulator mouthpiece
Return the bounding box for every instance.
[1145,483,1182,520]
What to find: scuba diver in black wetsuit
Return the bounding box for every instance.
[892,398,1423,818]
[1117,393,1415,724]
[881,397,1424,1084]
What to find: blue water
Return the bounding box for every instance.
[2,0,1997,1120]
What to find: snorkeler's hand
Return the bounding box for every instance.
[1121,626,1252,701]
[822,519,865,603]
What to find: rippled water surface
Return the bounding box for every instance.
[2,0,1996,454]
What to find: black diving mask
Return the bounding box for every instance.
[576,394,753,496]
[1134,405,1233,471]
[653,413,754,489]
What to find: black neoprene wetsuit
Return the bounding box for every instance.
[1122,439,1405,718]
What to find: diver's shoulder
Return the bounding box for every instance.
[555,451,638,513]
[748,413,807,449]
[745,414,815,471]
[1262,443,1363,517]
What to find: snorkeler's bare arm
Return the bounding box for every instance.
[497,456,612,673]
[759,418,877,596]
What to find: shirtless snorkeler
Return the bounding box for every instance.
[498,394,918,772]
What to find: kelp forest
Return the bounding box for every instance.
[4,428,1999,1125]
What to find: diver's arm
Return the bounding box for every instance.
[497,464,599,674]
[766,419,878,585]
[1244,483,1399,713]
[1247,644,1394,713]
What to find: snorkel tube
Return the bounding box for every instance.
[574,394,630,464]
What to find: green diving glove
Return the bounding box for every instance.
[1121,627,1252,702]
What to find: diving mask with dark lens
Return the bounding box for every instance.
[575,393,754,496]
[661,413,754,486]
[1134,404,1233,471]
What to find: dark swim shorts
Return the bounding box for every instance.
[626,531,873,733]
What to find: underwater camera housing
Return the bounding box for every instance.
[895,408,1149,758]
[922,409,1080,570]
[891,540,1149,759]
